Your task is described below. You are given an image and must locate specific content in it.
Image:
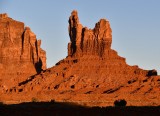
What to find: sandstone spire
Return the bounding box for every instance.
[68,10,112,57]
[1,11,159,107]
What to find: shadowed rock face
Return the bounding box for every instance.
[1,11,159,107]
[0,13,46,88]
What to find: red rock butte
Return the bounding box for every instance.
[0,13,46,89]
[0,11,160,106]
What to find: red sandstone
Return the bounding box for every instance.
[0,11,159,107]
[0,13,46,90]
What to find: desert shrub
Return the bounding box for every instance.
[0,102,3,106]
[31,97,39,102]
[114,99,127,107]
[50,99,55,103]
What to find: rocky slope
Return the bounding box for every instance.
[0,13,46,90]
[1,11,159,106]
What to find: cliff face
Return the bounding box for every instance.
[1,11,159,106]
[53,10,155,89]
[68,10,112,57]
[0,13,46,88]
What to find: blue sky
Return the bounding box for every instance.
[0,0,160,74]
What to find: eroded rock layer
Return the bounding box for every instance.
[0,13,46,89]
[1,11,159,106]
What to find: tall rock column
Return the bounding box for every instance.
[21,27,46,73]
[68,10,112,57]
[68,10,83,57]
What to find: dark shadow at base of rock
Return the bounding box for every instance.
[0,102,160,116]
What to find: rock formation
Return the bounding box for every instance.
[68,10,112,57]
[0,13,46,89]
[51,10,157,91]
[0,11,159,107]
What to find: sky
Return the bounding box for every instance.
[0,0,160,74]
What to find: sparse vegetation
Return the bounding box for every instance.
[50,99,55,103]
[0,102,4,106]
[32,97,39,102]
[114,99,127,107]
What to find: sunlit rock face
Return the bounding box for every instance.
[0,13,46,88]
[68,10,112,57]
[1,11,159,107]
[56,10,154,90]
